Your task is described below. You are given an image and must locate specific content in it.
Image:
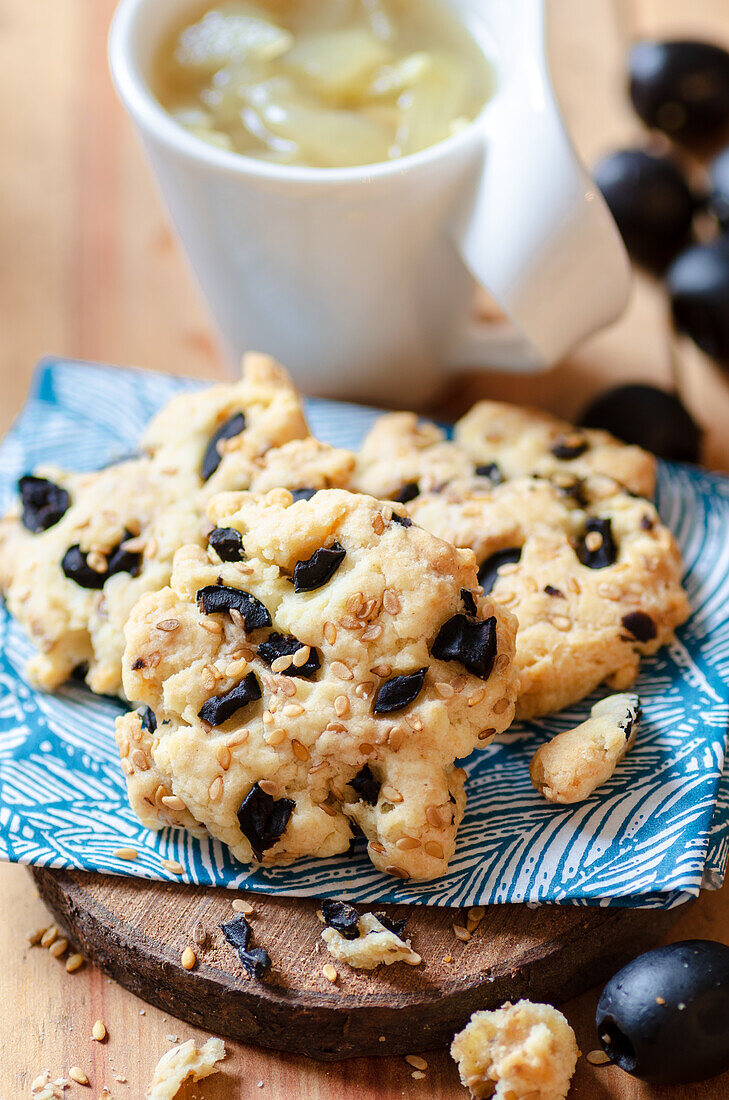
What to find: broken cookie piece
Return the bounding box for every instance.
[451,1000,578,1100]
[146,1037,226,1100]
[530,693,641,804]
[322,911,419,969]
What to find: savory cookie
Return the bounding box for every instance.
[455,400,656,498]
[0,355,354,696]
[410,476,689,719]
[116,488,519,881]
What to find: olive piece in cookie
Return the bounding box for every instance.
[208,526,244,562]
[221,915,271,979]
[374,911,408,938]
[575,517,617,569]
[551,433,589,460]
[393,481,420,504]
[196,584,272,631]
[478,547,522,593]
[257,632,321,679]
[349,765,381,805]
[474,462,504,485]
[293,541,346,592]
[18,475,71,533]
[621,610,657,642]
[201,412,246,482]
[390,513,412,527]
[61,545,108,590]
[460,588,478,615]
[140,706,157,734]
[236,781,295,861]
[373,669,427,714]
[198,672,262,726]
[432,614,497,680]
[321,899,360,940]
[290,487,318,502]
[105,534,144,578]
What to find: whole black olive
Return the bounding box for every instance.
[596,939,729,1085]
[593,149,696,272]
[708,145,729,229]
[629,40,729,145]
[667,236,729,365]
[581,384,702,463]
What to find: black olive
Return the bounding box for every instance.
[140,706,157,734]
[220,915,271,979]
[290,488,318,503]
[709,146,729,229]
[373,668,427,714]
[596,939,729,1084]
[393,482,420,504]
[293,541,346,592]
[629,40,729,146]
[431,614,497,681]
[320,899,360,940]
[473,462,504,486]
[349,765,380,805]
[478,548,522,593]
[581,384,702,463]
[196,585,271,631]
[460,588,478,616]
[592,149,696,272]
[236,781,295,861]
[576,518,617,569]
[201,412,246,482]
[105,537,143,579]
[19,476,71,533]
[621,610,657,642]
[61,546,107,590]
[667,236,729,366]
[550,434,589,460]
[373,911,408,938]
[257,632,321,679]
[198,672,262,726]
[208,527,244,562]
[390,513,412,527]
[544,585,565,598]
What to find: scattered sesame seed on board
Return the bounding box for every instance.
[27,927,46,945]
[92,1020,107,1042]
[322,963,338,983]
[66,953,84,973]
[405,1054,428,1071]
[586,1050,612,1065]
[40,925,58,948]
[48,938,68,958]
[181,947,196,970]
[453,925,471,942]
[193,922,208,947]
[68,1066,89,1085]
[113,847,138,861]
[232,898,254,915]
[161,858,185,875]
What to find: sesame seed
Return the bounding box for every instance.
[92,1020,107,1042]
[181,947,196,970]
[161,859,184,875]
[478,727,497,740]
[113,848,138,861]
[283,703,304,717]
[372,513,385,535]
[424,841,444,859]
[385,865,410,879]
[468,687,487,707]
[199,618,223,634]
[381,784,403,803]
[265,728,286,746]
[323,621,337,645]
[27,927,47,945]
[468,905,485,922]
[271,653,295,673]
[193,922,208,947]
[550,615,573,632]
[330,661,353,681]
[292,645,311,668]
[259,779,279,798]
[396,836,420,851]
[156,618,180,632]
[361,623,382,641]
[405,1055,428,1071]
[86,550,108,574]
[382,588,400,615]
[434,681,455,699]
[369,841,386,855]
[453,925,471,942]
[49,938,68,958]
[229,608,246,630]
[404,951,422,966]
[322,963,338,983]
[209,776,224,801]
[387,727,405,750]
[340,614,362,631]
[65,953,84,973]
[216,745,232,770]
[370,663,391,677]
[130,749,150,771]
[586,1050,611,1065]
[493,697,511,714]
[68,1067,89,1085]
[334,695,350,718]
[227,729,250,747]
[585,531,603,552]
[232,899,254,915]
[425,806,442,828]
[161,795,186,812]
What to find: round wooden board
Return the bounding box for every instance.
[31,867,686,1061]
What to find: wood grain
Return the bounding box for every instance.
[2,0,729,1097]
[29,867,681,1061]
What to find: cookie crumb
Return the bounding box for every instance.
[145,1038,225,1100]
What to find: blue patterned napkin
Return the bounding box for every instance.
[1,359,727,909]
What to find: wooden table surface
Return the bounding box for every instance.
[2,0,729,1096]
